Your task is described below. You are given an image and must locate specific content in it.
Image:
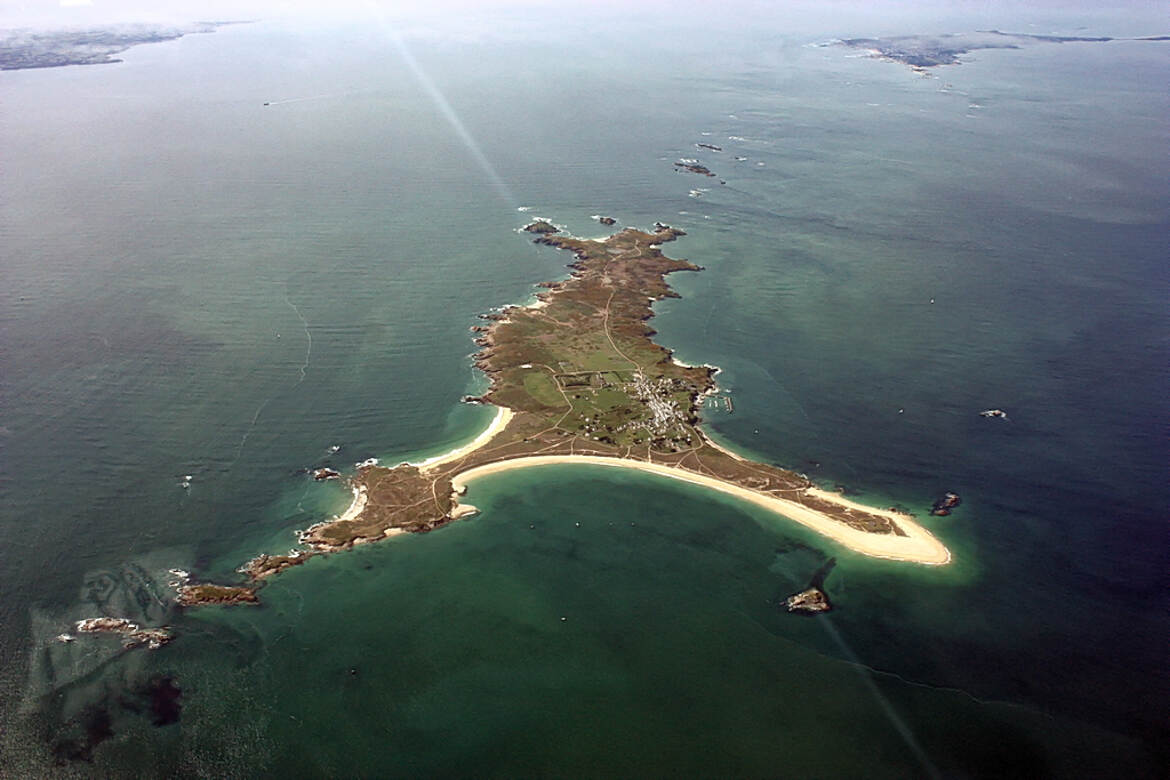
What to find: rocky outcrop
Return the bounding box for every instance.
[674,162,716,177]
[75,617,173,649]
[784,557,837,614]
[176,583,259,607]
[242,550,315,579]
[930,492,962,516]
[785,587,832,614]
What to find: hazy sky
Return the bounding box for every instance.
[0,0,1164,39]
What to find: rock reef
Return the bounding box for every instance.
[930,492,962,517]
[75,617,173,649]
[674,161,717,177]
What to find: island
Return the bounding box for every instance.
[181,221,950,604]
[175,584,259,607]
[833,30,1168,72]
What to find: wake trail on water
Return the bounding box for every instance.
[226,398,272,474]
[285,292,312,385]
[224,292,314,475]
[264,89,377,106]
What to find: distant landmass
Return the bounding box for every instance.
[0,22,240,71]
[834,29,1169,71]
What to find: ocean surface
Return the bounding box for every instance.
[1,8,1167,777]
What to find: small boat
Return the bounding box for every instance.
[979,409,1008,419]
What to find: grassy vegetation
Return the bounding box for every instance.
[177,583,258,606]
[472,227,714,450]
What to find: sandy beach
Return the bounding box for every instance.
[450,503,480,519]
[332,486,368,525]
[451,455,951,565]
[411,406,515,473]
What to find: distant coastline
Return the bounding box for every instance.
[830,29,1169,73]
[0,22,242,71]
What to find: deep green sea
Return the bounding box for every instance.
[1,7,1167,777]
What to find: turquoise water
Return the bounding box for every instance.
[1,10,1166,777]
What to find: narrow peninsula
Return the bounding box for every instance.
[184,222,950,605]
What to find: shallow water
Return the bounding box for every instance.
[1,11,1166,777]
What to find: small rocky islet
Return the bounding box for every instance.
[930,492,962,516]
[784,557,837,615]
